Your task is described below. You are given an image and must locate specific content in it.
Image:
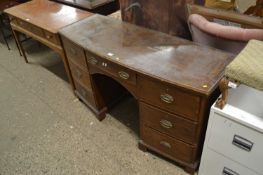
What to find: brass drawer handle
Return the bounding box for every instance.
[70,48,77,55]
[88,57,98,65]
[75,69,82,79]
[118,71,130,80]
[160,119,173,129]
[160,141,171,149]
[160,94,174,104]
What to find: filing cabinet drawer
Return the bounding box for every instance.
[43,30,60,45]
[69,60,92,90]
[15,18,43,37]
[208,113,263,174]
[142,126,197,163]
[140,102,198,144]
[139,77,201,121]
[199,149,258,175]
[62,38,87,68]
[74,81,96,108]
[86,51,136,85]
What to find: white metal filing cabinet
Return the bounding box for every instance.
[199,85,263,175]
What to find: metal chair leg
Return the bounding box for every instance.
[0,26,10,50]
[12,28,28,63]
[0,14,10,50]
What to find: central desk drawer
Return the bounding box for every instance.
[86,51,136,85]
[142,126,197,163]
[69,60,92,90]
[62,38,87,68]
[139,77,201,121]
[140,102,198,144]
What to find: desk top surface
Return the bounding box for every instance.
[5,0,92,33]
[60,15,233,96]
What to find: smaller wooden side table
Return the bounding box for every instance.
[5,0,92,89]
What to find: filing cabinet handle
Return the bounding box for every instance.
[75,69,82,79]
[70,48,77,55]
[160,141,171,149]
[160,94,174,104]
[118,71,130,80]
[232,135,253,152]
[160,119,173,129]
[222,167,239,175]
[88,57,98,65]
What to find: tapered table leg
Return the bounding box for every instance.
[11,28,28,63]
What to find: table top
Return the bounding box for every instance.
[4,0,92,33]
[59,15,234,96]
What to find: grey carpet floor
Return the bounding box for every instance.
[0,38,193,175]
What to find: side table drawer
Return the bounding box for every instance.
[15,18,43,37]
[208,113,263,174]
[199,149,258,175]
[141,126,197,163]
[139,77,201,121]
[43,30,60,45]
[86,51,136,85]
[62,38,87,68]
[140,102,198,144]
[69,60,92,90]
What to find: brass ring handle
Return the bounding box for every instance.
[160,141,171,149]
[88,57,98,65]
[118,71,130,80]
[160,94,174,104]
[160,119,173,129]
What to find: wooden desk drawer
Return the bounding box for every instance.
[15,18,43,37]
[69,60,92,90]
[139,77,200,121]
[142,126,197,163]
[86,51,136,85]
[140,102,198,144]
[43,30,60,45]
[62,38,87,68]
[208,113,263,174]
[74,81,96,108]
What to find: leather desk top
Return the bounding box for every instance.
[4,0,92,33]
[59,15,233,96]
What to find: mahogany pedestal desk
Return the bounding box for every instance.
[59,15,233,174]
[4,0,92,88]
